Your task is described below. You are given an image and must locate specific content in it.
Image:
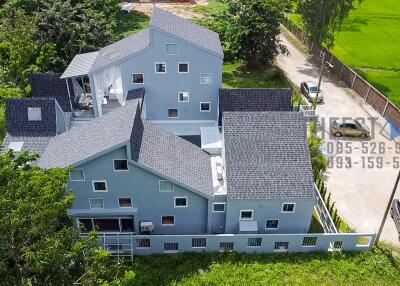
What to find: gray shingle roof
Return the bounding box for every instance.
[223,111,316,200]
[131,121,213,198]
[90,29,150,72]
[1,133,52,155]
[29,73,73,112]
[219,88,292,125]
[38,99,141,168]
[61,52,99,79]
[6,98,59,137]
[151,7,223,57]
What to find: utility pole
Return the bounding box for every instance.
[313,51,325,111]
[375,169,400,245]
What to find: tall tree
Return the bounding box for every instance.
[210,0,291,68]
[0,151,134,285]
[297,0,356,47]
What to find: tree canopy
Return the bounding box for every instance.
[297,0,356,47]
[208,0,291,68]
[0,151,134,285]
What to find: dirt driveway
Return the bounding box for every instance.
[277,32,400,247]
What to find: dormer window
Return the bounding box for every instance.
[28,107,42,121]
[165,43,178,55]
[8,142,24,152]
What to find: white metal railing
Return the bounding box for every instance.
[314,184,338,233]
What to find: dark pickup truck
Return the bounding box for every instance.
[390,199,400,240]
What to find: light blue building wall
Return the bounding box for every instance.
[225,199,315,234]
[69,146,210,235]
[118,28,223,125]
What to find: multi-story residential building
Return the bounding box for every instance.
[1,8,319,242]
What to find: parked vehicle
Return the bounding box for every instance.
[330,119,370,138]
[390,199,400,240]
[300,81,324,103]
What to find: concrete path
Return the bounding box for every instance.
[277,32,400,247]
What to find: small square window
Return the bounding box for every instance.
[119,198,132,208]
[93,181,107,192]
[302,237,317,247]
[114,159,128,171]
[136,238,151,249]
[168,109,179,118]
[247,237,262,247]
[200,102,211,112]
[161,216,175,225]
[165,43,178,55]
[28,107,42,121]
[178,92,189,102]
[266,219,279,229]
[132,73,144,84]
[174,197,187,208]
[178,63,189,73]
[274,241,289,252]
[200,73,212,84]
[70,169,85,181]
[212,203,225,212]
[89,198,104,209]
[282,203,296,213]
[192,238,206,248]
[159,180,174,192]
[155,62,167,73]
[240,210,253,220]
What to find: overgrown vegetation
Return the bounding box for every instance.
[124,247,399,285]
[0,151,134,285]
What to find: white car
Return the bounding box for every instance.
[300,81,324,103]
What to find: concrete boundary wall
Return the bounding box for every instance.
[84,232,376,257]
[282,20,400,131]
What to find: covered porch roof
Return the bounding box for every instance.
[61,51,99,79]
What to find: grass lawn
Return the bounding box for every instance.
[126,247,399,285]
[288,0,400,106]
[115,10,150,39]
[0,107,5,144]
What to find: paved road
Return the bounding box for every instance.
[277,33,400,247]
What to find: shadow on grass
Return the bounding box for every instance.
[114,11,150,40]
[126,247,399,285]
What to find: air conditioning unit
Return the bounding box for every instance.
[216,165,223,181]
[140,221,154,233]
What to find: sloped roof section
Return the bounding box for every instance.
[151,7,223,57]
[38,99,141,168]
[131,121,214,198]
[90,29,150,72]
[219,88,292,125]
[223,111,316,200]
[61,51,99,79]
[1,133,52,155]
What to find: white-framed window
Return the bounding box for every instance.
[155,62,167,73]
[174,197,188,208]
[178,92,189,102]
[212,202,226,212]
[92,181,108,192]
[200,73,212,84]
[302,237,317,247]
[164,242,179,253]
[118,197,132,208]
[265,219,279,229]
[136,238,151,249]
[240,210,254,220]
[282,203,296,213]
[192,238,206,248]
[161,215,175,226]
[168,108,179,118]
[178,62,189,73]
[70,169,85,181]
[28,107,42,121]
[247,237,262,247]
[165,43,178,55]
[200,102,211,112]
[132,73,144,84]
[113,159,128,171]
[89,198,104,209]
[159,180,174,192]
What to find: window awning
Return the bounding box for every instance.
[239,220,258,232]
[61,51,99,79]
